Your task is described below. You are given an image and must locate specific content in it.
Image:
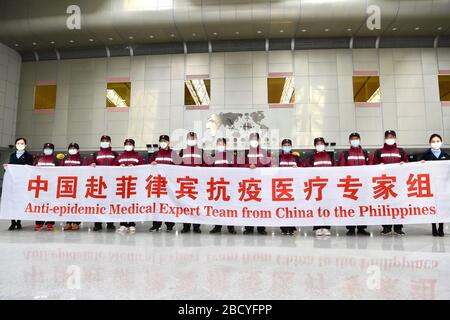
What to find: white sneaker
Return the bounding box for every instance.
[117,226,127,233]
[129,226,136,233]
[315,229,323,236]
[322,228,331,236]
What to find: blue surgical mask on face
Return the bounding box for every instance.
[282,146,292,153]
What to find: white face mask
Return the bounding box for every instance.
[68,149,78,155]
[43,148,53,156]
[124,145,134,152]
[315,144,325,152]
[282,146,292,153]
[187,139,197,147]
[250,140,259,148]
[16,143,26,151]
[217,145,226,152]
[159,142,168,149]
[431,142,442,150]
[385,138,396,146]
[350,139,360,147]
[100,142,110,149]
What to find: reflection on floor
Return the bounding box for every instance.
[0,221,448,300]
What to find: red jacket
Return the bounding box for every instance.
[279,152,302,167]
[149,148,178,165]
[89,147,118,166]
[373,143,408,164]
[61,154,87,166]
[305,151,334,167]
[179,146,204,167]
[35,154,58,167]
[243,147,272,167]
[115,150,145,166]
[339,146,372,166]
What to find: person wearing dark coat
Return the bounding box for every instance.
[3,138,34,230]
[421,133,449,237]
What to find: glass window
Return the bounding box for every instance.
[34,85,57,110]
[184,79,211,106]
[106,82,131,108]
[267,77,295,104]
[438,75,450,102]
[352,76,380,103]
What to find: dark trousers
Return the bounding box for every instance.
[120,222,136,227]
[153,221,175,229]
[383,224,403,231]
[313,226,330,230]
[94,222,115,228]
[183,223,200,230]
[432,223,444,231]
[347,225,367,231]
[245,226,266,232]
[281,227,296,233]
[10,220,21,224]
[36,221,54,226]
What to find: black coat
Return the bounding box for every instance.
[9,151,34,165]
[421,149,450,161]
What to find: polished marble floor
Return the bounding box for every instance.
[0,221,449,300]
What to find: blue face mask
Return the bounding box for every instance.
[282,146,292,153]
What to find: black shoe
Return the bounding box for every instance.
[193,228,201,234]
[16,222,22,230]
[432,228,439,237]
[228,229,237,234]
[8,222,16,231]
[438,230,445,237]
[243,230,253,235]
[181,228,190,233]
[381,227,392,235]
[93,225,102,231]
[288,230,294,236]
[357,229,370,236]
[258,230,267,235]
[166,227,173,232]
[394,229,405,235]
[346,229,356,236]
[149,226,160,232]
[107,224,116,232]
[210,227,221,234]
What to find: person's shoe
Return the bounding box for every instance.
[315,229,323,236]
[117,226,128,233]
[129,226,136,234]
[257,229,267,235]
[381,227,392,235]
[243,230,253,235]
[8,222,16,231]
[16,222,22,230]
[438,229,445,237]
[394,229,405,236]
[193,228,201,234]
[93,225,102,231]
[72,224,79,231]
[228,229,237,234]
[346,229,356,236]
[107,224,116,232]
[357,229,371,236]
[288,230,294,236]
[210,227,221,234]
[322,228,331,236]
[46,224,53,231]
[64,223,72,231]
[35,224,43,231]
[166,227,173,232]
[149,226,160,232]
[180,228,190,233]
[432,227,439,236]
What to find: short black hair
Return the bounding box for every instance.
[68,142,79,150]
[429,133,443,143]
[15,137,27,144]
[100,135,111,142]
[314,137,325,146]
[349,132,360,139]
[384,130,396,138]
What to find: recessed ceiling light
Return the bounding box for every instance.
[170,33,175,37]
[257,30,262,34]
[212,32,218,36]
[50,41,55,44]
[235,31,239,35]
[192,33,196,36]
[347,28,352,31]
[392,27,397,31]
[14,44,19,47]
[32,42,37,46]
[89,38,94,42]
[108,37,113,41]
[437,26,443,30]
[149,35,154,39]
[324,28,329,32]
[279,29,284,33]
[301,29,307,32]
[128,36,134,40]
[415,27,420,30]
[69,40,74,43]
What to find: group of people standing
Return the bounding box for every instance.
[4,130,447,237]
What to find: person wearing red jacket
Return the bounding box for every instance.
[89,135,118,232]
[373,130,408,236]
[305,137,334,236]
[61,142,87,231]
[34,143,58,231]
[209,138,237,235]
[179,132,204,233]
[278,138,301,236]
[115,138,145,234]
[339,132,372,236]
[243,132,271,235]
[149,134,178,232]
